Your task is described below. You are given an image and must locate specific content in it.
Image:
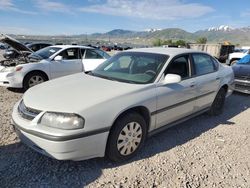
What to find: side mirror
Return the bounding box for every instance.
[162,74,181,85]
[54,55,63,61]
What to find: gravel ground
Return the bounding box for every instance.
[0,86,250,188]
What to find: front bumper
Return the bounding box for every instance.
[0,71,23,88]
[234,79,250,94]
[11,102,110,161]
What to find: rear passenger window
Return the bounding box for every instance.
[85,49,103,59]
[192,54,216,75]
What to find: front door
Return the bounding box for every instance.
[82,49,105,72]
[50,48,83,79]
[155,54,197,128]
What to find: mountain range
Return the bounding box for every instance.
[12,25,250,46]
[87,25,250,45]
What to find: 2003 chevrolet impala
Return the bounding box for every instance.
[12,48,234,162]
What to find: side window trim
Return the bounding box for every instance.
[81,48,86,59]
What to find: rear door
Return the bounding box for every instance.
[191,53,220,111]
[82,49,105,72]
[50,48,83,79]
[155,54,197,128]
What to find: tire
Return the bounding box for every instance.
[230,60,238,66]
[23,72,47,90]
[106,112,147,162]
[208,88,226,116]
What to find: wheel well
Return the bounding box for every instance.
[221,84,228,92]
[23,70,49,88]
[105,106,151,156]
[112,106,151,131]
[230,58,240,63]
[23,70,49,83]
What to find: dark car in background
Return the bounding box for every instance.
[232,53,250,94]
[3,42,51,60]
[26,43,52,52]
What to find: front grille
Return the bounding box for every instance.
[18,100,41,120]
[235,84,250,91]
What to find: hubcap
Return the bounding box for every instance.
[117,122,142,156]
[28,75,44,87]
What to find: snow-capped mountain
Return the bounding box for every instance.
[208,25,234,32]
[145,28,162,32]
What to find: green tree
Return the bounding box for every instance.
[175,40,186,46]
[196,37,207,44]
[153,38,162,46]
[162,39,173,45]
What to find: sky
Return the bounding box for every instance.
[0,0,250,35]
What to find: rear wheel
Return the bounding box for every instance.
[106,112,147,162]
[23,72,47,90]
[208,88,226,116]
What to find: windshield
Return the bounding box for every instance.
[31,46,61,59]
[92,52,168,84]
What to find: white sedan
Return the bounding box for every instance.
[12,48,234,162]
[0,43,110,89]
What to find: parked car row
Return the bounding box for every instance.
[101,45,132,52]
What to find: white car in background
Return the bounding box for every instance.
[12,48,234,162]
[0,35,110,89]
[226,48,250,66]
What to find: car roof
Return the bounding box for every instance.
[50,45,94,49]
[27,42,52,45]
[128,47,206,57]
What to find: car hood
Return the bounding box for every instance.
[23,73,146,113]
[232,64,250,77]
[0,34,33,53]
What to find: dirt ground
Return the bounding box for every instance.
[0,86,250,188]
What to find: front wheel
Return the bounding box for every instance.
[208,88,226,116]
[23,72,47,90]
[106,112,147,162]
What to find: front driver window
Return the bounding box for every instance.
[58,48,80,60]
[165,55,190,79]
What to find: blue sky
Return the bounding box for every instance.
[0,0,250,35]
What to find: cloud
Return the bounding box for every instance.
[35,0,71,13]
[0,0,36,14]
[79,0,214,20]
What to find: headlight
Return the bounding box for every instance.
[0,66,22,72]
[39,112,85,130]
[1,67,15,72]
